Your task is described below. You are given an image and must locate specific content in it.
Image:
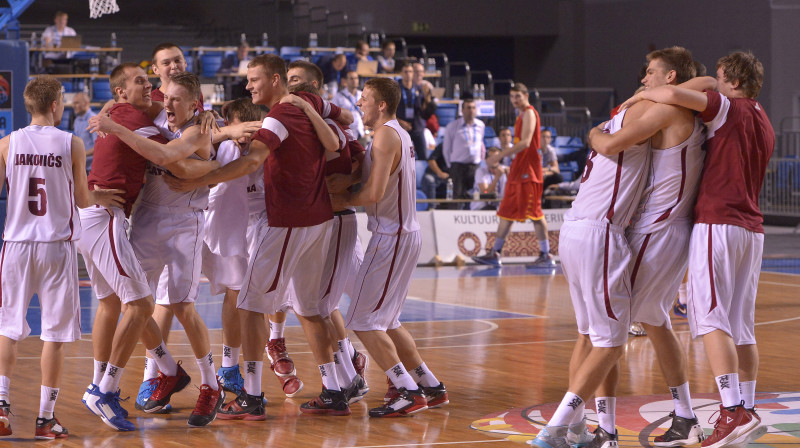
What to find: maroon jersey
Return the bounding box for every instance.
[694,91,775,233]
[252,91,336,227]
[88,103,168,216]
[151,86,205,111]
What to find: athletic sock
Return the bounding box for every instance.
[147,342,178,377]
[595,396,616,434]
[385,363,418,391]
[319,362,339,390]
[678,281,688,305]
[332,353,350,389]
[243,361,263,396]
[336,341,357,382]
[569,401,586,426]
[0,375,9,401]
[93,359,108,385]
[670,382,695,419]
[269,320,285,341]
[715,373,741,408]
[142,356,158,382]
[549,392,583,427]
[343,338,355,360]
[39,386,58,419]
[409,362,440,388]
[98,364,124,394]
[491,237,505,253]
[196,352,218,390]
[222,345,240,368]
[739,380,756,409]
[539,238,550,255]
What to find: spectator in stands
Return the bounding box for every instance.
[377,40,396,73]
[42,11,77,70]
[219,41,251,73]
[498,127,515,165]
[540,128,562,189]
[443,97,485,208]
[71,92,96,157]
[397,63,437,160]
[422,142,450,208]
[413,61,434,93]
[347,40,373,72]
[319,53,348,98]
[472,147,508,210]
[332,70,365,142]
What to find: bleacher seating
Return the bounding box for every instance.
[435,103,458,127]
[415,189,428,211]
[558,161,580,181]
[200,52,224,77]
[415,160,428,189]
[92,79,113,102]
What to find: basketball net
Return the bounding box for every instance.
[89,0,120,19]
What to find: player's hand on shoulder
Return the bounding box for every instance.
[279,93,308,110]
[87,113,116,138]
[196,110,222,135]
[91,185,126,210]
[619,92,644,111]
[227,121,262,140]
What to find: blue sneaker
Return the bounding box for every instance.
[135,378,172,413]
[84,383,130,419]
[84,387,134,432]
[529,425,570,448]
[217,366,245,396]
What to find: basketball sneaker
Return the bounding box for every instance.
[188,382,225,427]
[143,362,191,413]
[369,387,427,418]
[526,253,557,269]
[653,412,705,446]
[267,338,304,397]
[342,374,369,404]
[217,365,245,396]
[587,427,619,448]
[421,382,449,408]
[727,407,767,446]
[135,377,158,411]
[629,322,647,336]
[384,377,400,402]
[217,392,266,421]
[300,388,351,416]
[84,387,135,431]
[0,400,11,436]
[352,349,369,390]
[529,424,571,448]
[472,251,502,267]
[701,404,759,448]
[567,416,594,447]
[84,383,130,418]
[34,416,68,440]
[673,302,688,319]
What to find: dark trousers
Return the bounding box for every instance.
[450,162,479,209]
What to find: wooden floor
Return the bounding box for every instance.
[1,267,799,447]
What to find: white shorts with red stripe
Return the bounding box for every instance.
[318,213,364,317]
[77,207,151,304]
[687,223,762,345]
[130,204,205,305]
[345,230,421,332]
[201,244,247,295]
[628,220,692,329]
[0,241,81,342]
[237,219,332,317]
[560,219,632,347]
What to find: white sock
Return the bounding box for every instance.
[595,396,616,434]
[93,359,108,385]
[385,363,418,391]
[739,380,756,409]
[716,373,741,408]
[147,342,178,377]
[539,238,550,254]
[269,320,285,340]
[0,375,9,401]
[332,353,350,389]
[222,345,240,368]
[569,402,586,426]
[409,362,440,388]
[336,342,357,382]
[142,356,158,382]
[670,382,695,419]
[98,364,124,394]
[678,281,688,305]
[319,362,339,390]
[340,338,355,362]
[196,352,218,390]
[549,392,583,427]
[243,361,263,396]
[39,386,58,419]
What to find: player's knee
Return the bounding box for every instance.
[171,302,197,322]
[126,296,155,319]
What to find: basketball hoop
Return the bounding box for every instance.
[89,0,120,19]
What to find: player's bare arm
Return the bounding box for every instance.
[337,126,400,208]
[336,108,355,126]
[164,138,270,192]
[279,94,340,152]
[588,101,676,155]
[0,135,9,189]
[620,76,716,111]
[69,136,125,209]
[490,108,535,165]
[211,120,262,144]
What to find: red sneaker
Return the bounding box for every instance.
[278,375,304,398]
[267,338,296,377]
[299,388,351,416]
[143,361,191,413]
[369,388,427,418]
[701,404,759,448]
[352,350,369,387]
[384,376,399,403]
[421,382,449,408]
[217,392,266,421]
[188,382,225,427]
[0,401,11,436]
[34,416,68,440]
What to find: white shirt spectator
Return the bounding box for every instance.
[442,117,485,167]
[42,24,77,59]
[332,87,364,139]
[541,143,558,168]
[471,164,507,210]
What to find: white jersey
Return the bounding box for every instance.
[204,140,249,258]
[630,117,706,234]
[566,109,650,227]
[4,126,81,242]
[364,119,420,235]
[246,160,266,216]
[139,111,211,210]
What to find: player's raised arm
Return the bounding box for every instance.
[588,101,679,156]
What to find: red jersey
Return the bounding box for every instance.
[694,91,775,233]
[151,86,205,111]
[508,105,542,183]
[88,103,168,216]
[252,91,337,227]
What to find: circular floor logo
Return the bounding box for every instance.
[471,392,800,446]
